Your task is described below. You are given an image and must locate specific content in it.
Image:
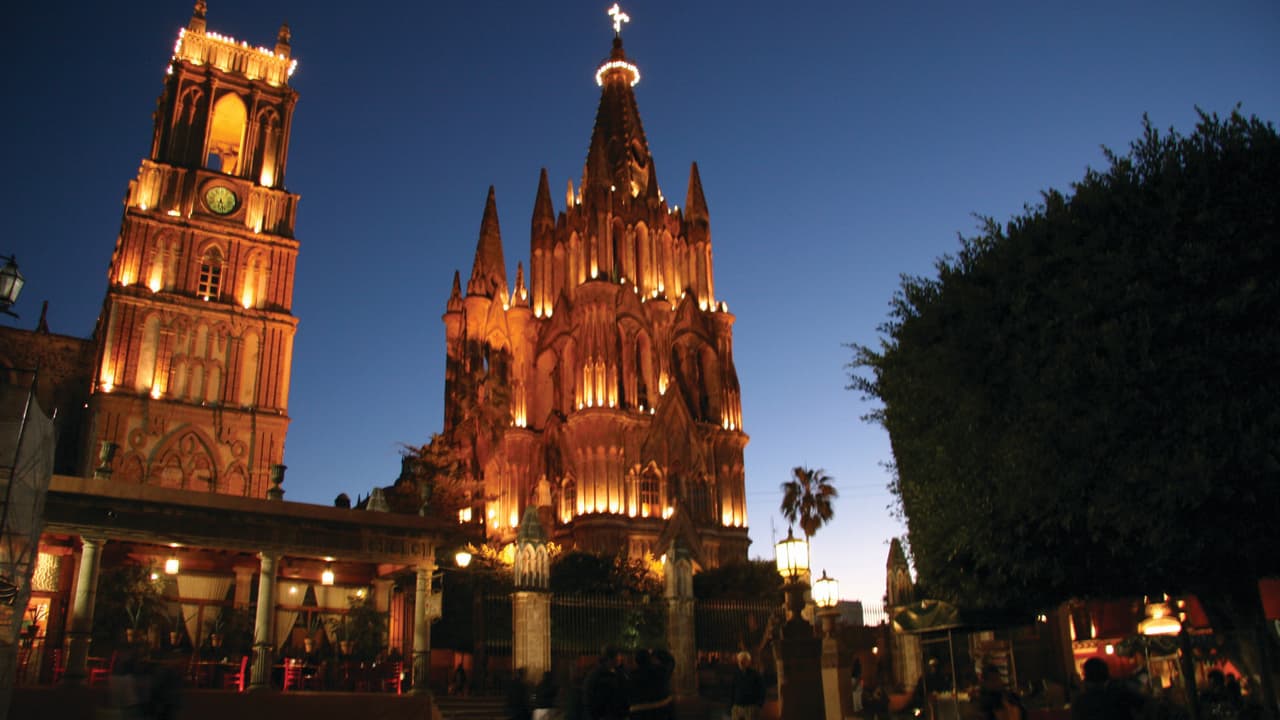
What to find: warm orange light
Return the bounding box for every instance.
[321,565,335,586]
[164,556,180,575]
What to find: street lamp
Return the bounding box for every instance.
[813,570,839,609]
[454,549,473,569]
[813,570,841,639]
[775,528,811,637]
[775,527,809,579]
[1139,598,1181,636]
[0,255,25,317]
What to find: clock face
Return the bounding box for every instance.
[204,186,238,215]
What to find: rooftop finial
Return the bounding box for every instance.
[189,1,208,33]
[608,3,630,37]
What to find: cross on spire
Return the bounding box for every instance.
[608,3,631,36]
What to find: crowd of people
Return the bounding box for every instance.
[502,645,679,720]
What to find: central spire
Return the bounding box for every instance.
[584,6,653,201]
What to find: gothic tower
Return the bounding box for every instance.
[88,3,300,497]
[442,17,749,567]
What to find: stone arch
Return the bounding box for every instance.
[551,242,566,312]
[634,330,655,411]
[150,427,218,492]
[207,92,247,174]
[222,463,248,496]
[117,452,145,484]
[251,106,282,186]
[531,349,557,427]
[240,248,270,309]
[172,85,206,163]
[698,345,721,422]
[559,473,578,523]
[637,462,662,518]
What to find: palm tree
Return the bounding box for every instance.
[780,466,838,542]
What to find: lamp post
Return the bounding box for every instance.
[456,546,485,694]
[1140,596,1199,720]
[0,255,25,318]
[814,570,851,720]
[775,527,810,637]
[774,528,823,720]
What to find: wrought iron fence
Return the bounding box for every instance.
[550,594,666,655]
[695,599,778,654]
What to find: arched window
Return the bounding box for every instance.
[561,477,577,523]
[207,93,247,174]
[638,469,659,518]
[197,247,223,300]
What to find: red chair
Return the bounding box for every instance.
[282,658,304,691]
[224,655,249,692]
[88,652,117,687]
[380,661,404,694]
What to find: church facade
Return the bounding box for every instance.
[440,31,751,568]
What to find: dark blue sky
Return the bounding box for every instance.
[4,1,1277,605]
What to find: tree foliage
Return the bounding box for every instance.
[692,559,783,602]
[549,550,662,598]
[850,111,1279,703]
[780,466,838,540]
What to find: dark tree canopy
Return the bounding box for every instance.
[692,559,783,602]
[549,551,662,597]
[851,110,1279,618]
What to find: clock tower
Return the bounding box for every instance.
[88,3,301,497]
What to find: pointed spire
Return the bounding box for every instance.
[447,270,463,312]
[645,157,661,203]
[684,162,708,224]
[566,178,576,209]
[35,301,49,334]
[583,32,652,200]
[532,168,555,234]
[467,186,508,300]
[513,262,529,308]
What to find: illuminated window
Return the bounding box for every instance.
[562,477,577,519]
[197,248,223,300]
[638,472,659,516]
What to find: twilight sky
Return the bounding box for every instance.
[3,1,1277,607]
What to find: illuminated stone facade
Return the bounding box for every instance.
[88,4,299,497]
[442,35,750,567]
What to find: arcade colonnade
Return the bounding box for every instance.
[39,474,449,693]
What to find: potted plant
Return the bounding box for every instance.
[345,595,387,663]
[118,565,165,645]
[327,615,352,656]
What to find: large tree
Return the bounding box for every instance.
[850,110,1279,713]
[780,466,838,542]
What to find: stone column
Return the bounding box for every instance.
[664,546,696,698]
[63,536,105,685]
[410,563,433,695]
[372,578,395,613]
[248,552,279,692]
[819,608,851,720]
[512,506,551,680]
[512,591,550,679]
